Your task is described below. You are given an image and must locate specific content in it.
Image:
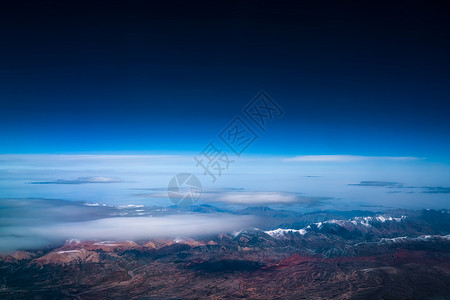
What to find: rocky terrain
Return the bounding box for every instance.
[1,208,450,299]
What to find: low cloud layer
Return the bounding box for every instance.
[207,192,329,206]
[0,198,257,253]
[348,181,403,187]
[284,155,421,162]
[30,176,124,184]
[422,187,450,194]
[348,182,450,195]
[141,190,329,207]
[0,198,115,226]
[35,214,255,242]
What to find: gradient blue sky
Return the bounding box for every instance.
[0,1,449,160]
[0,1,449,211]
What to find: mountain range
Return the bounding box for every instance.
[1,207,450,299]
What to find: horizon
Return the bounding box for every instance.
[1,1,450,298]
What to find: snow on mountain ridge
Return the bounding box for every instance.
[266,214,408,238]
[265,228,307,237]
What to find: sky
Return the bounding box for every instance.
[0,1,450,209]
[0,1,449,159]
[0,1,449,252]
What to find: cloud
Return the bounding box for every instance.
[283,155,421,162]
[348,181,403,187]
[140,189,330,206]
[422,187,450,194]
[131,187,170,192]
[0,198,115,226]
[348,183,450,194]
[0,198,258,253]
[359,204,387,208]
[0,214,257,253]
[30,176,124,184]
[33,214,256,242]
[204,191,329,206]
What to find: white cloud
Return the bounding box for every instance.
[204,191,328,206]
[0,214,257,252]
[35,214,256,241]
[142,190,328,206]
[216,192,298,204]
[283,155,421,162]
[30,176,124,184]
[0,198,260,253]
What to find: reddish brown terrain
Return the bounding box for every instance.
[1,209,450,299]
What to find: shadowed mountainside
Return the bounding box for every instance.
[1,208,450,299]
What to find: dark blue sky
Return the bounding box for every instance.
[1,1,449,159]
